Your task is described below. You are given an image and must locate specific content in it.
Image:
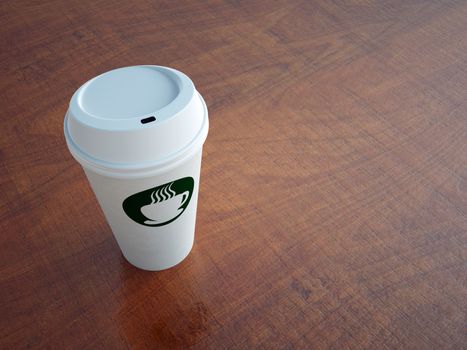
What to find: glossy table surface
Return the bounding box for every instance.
[1,1,466,348]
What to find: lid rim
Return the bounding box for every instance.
[64,92,209,177]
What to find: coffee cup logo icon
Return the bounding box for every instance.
[122,177,194,227]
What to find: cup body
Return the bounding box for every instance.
[83,148,203,271]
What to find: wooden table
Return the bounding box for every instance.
[1,1,466,348]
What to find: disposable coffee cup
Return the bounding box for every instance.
[64,65,209,271]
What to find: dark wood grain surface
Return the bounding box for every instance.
[1,1,466,349]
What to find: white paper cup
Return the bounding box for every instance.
[64,65,208,271]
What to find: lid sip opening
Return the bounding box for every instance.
[141,116,156,124]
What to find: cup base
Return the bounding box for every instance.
[120,239,194,271]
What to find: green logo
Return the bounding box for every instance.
[122,177,194,227]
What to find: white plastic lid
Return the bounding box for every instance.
[64,65,208,177]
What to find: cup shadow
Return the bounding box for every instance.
[114,248,212,348]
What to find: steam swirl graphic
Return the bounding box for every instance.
[149,182,176,204]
